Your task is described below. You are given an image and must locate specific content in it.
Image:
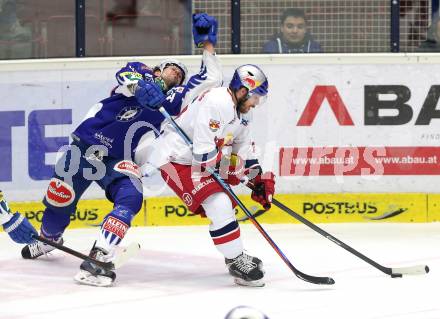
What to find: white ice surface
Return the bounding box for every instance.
[0,223,439,319]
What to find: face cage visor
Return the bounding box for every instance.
[245,92,268,107]
[162,63,185,85]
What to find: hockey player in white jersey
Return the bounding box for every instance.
[141,64,276,287]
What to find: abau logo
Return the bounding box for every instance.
[116,106,143,122]
[297,85,440,126]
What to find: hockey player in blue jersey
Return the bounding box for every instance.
[0,13,222,287]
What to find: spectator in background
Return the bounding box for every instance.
[152,66,161,77]
[417,16,440,52]
[106,0,137,20]
[262,8,322,54]
[0,0,32,59]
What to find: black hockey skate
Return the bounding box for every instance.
[21,236,63,259]
[226,254,263,269]
[225,252,265,287]
[74,247,116,287]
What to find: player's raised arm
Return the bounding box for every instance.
[192,13,218,52]
[175,13,223,107]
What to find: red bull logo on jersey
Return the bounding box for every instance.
[209,119,221,132]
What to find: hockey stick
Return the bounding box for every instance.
[236,207,267,222]
[269,198,429,278]
[34,235,141,271]
[158,106,334,285]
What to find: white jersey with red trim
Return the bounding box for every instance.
[138,87,257,171]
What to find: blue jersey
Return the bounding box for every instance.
[72,50,222,160]
[72,92,178,159]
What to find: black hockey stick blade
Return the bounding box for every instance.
[34,235,140,271]
[236,208,267,222]
[249,217,335,285]
[294,269,335,285]
[271,198,429,278]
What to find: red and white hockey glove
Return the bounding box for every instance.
[248,172,276,210]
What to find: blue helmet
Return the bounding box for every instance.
[229,64,269,98]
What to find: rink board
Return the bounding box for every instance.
[6,54,440,202]
[146,193,429,225]
[5,200,146,230]
[3,193,439,230]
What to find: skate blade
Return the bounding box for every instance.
[74,270,114,287]
[233,277,265,287]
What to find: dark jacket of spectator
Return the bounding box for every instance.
[262,32,322,53]
[417,16,440,52]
